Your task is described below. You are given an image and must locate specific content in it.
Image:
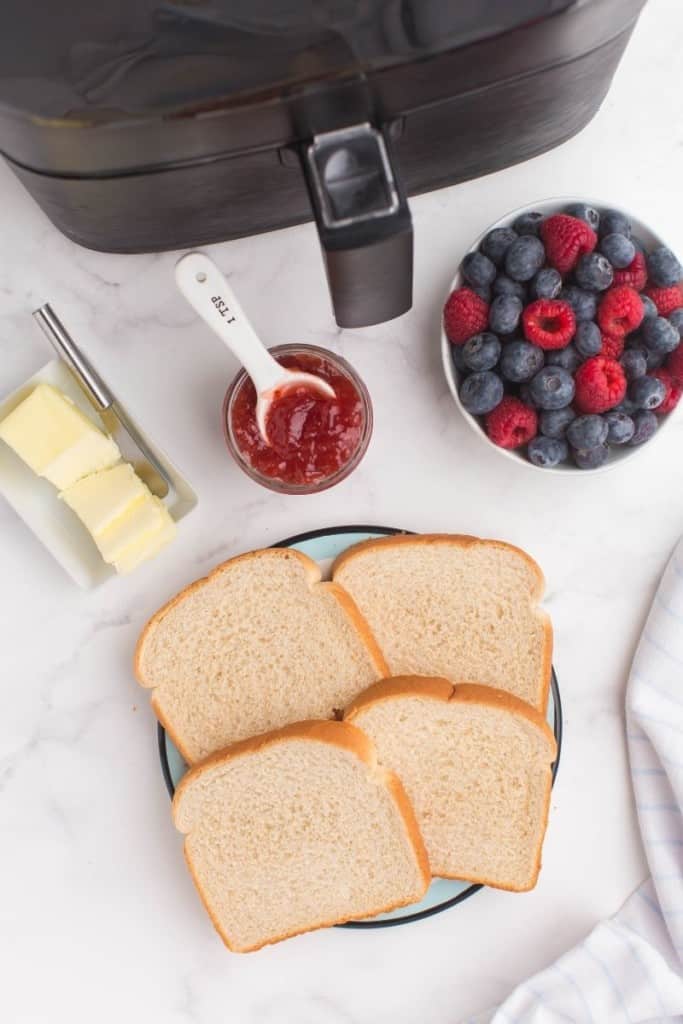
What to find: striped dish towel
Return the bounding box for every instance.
[470,540,683,1023]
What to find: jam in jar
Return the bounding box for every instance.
[224,345,372,493]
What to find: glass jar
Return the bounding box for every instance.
[222,344,373,494]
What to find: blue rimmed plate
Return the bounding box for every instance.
[159,525,562,927]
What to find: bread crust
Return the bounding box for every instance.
[346,676,556,753]
[345,675,556,892]
[134,547,388,762]
[332,534,554,713]
[318,581,389,679]
[134,548,320,690]
[173,718,431,952]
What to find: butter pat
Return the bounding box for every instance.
[113,512,176,575]
[62,463,176,574]
[61,463,148,535]
[96,494,173,565]
[0,383,120,489]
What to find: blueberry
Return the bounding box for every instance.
[492,275,526,302]
[619,348,648,381]
[630,375,666,410]
[614,396,638,416]
[459,371,504,415]
[499,340,545,382]
[518,383,538,408]
[642,316,679,354]
[629,410,658,446]
[513,211,544,237]
[505,236,546,282]
[567,414,609,449]
[599,233,636,269]
[530,268,562,300]
[574,321,602,358]
[452,345,468,373]
[539,407,575,439]
[545,344,582,374]
[573,443,609,469]
[561,285,597,322]
[599,210,632,239]
[462,251,497,289]
[529,366,575,410]
[527,435,568,468]
[628,329,668,367]
[645,347,667,371]
[471,283,492,302]
[604,410,635,445]
[641,295,658,321]
[646,246,683,288]
[669,309,683,339]
[462,332,502,372]
[481,227,518,267]
[565,203,600,232]
[489,295,523,334]
[575,252,614,292]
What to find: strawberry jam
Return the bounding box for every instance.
[227,349,370,490]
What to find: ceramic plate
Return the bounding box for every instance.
[159,525,562,927]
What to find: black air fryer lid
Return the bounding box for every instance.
[0,0,586,328]
[0,1,574,175]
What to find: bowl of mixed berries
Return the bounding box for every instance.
[441,199,683,471]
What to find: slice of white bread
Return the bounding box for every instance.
[345,677,557,890]
[173,720,431,952]
[333,534,552,712]
[135,548,387,764]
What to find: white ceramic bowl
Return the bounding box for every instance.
[440,197,680,474]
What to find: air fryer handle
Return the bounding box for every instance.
[302,123,413,328]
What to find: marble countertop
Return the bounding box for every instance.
[2,2,682,1021]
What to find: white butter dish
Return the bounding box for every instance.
[0,359,197,588]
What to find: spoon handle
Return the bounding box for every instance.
[175,252,283,392]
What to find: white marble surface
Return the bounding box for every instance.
[1,2,683,1021]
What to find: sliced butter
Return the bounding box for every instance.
[61,463,149,535]
[0,383,120,489]
[114,513,176,575]
[64,463,176,573]
[94,490,176,574]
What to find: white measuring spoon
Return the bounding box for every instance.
[175,252,335,442]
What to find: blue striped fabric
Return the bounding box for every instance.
[470,541,683,1023]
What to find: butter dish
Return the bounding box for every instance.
[0,358,197,588]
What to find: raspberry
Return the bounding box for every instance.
[522,299,576,349]
[574,356,627,413]
[444,287,489,345]
[540,214,597,274]
[597,286,644,338]
[644,283,683,317]
[651,368,681,414]
[666,344,683,388]
[485,397,538,449]
[612,251,647,291]
[600,332,625,359]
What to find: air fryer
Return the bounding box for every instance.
[0,0,646,327]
